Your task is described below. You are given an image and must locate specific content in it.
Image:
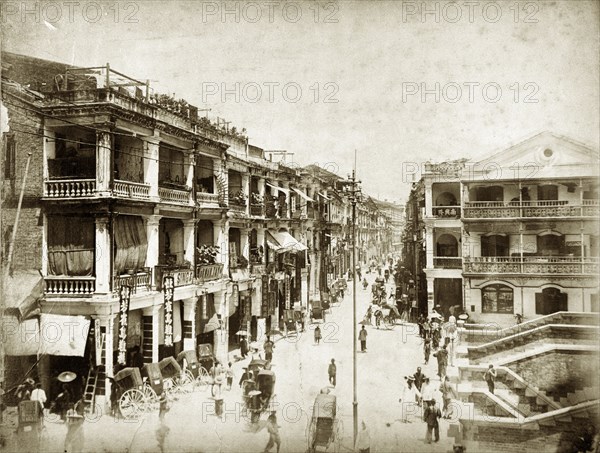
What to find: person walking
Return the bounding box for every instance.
[314,325,322,345]
[484,364,496,394]
[240,336,249,359]
[264,337,275,362]
[440,376,456,419]
[433,345,448,378]
[424,399,442,444]
[356,266,362,282]
[210,361,224,397]
[225,362,234,391]
[413,367,426,393]
[359,326,368,352]
[399,376,421,423]
[263,412,281,453]
[355,421,371,453]
[30,383,47,414]
[328,359,337,387]
[423,339,431,365]
[421,377,434,407]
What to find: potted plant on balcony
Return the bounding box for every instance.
[236,255,249,269]
[197,245,219,265]
[231,190,247,206]
[181,260,192,270]
[251,193,264,206]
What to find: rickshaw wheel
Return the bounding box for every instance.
[184,370,196,390]
[120,389,145,419]
[306,419,316,452]
[142,384,159,411]
[196,367,210,391]
[175,372,194,394]
[384,317,395,330]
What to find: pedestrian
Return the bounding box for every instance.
[399,376,421,423]
[362,278,368,290]
[108,377,120,418]
[54,383,72,421]
[484,364,496,394]
[264,337,275,362]
[359,325,368,352]
[365,306,373,325]
[421,377,434,407]
[413,367,426,393]
[30,383,47,414]
[314,325,322,345]
[328,359,337,387]
[374,309,382,329]
[424,399,442,444]
[433,345,448,378]
[240,336,249,359]
[423,339,431,365]
[356,266,362,282]
[263,412,281,453]
[210,361,224,397]
[355,421,371,453]
[417,316,424,337]
[422,320,431,340]
[226,362,234,391]
[440,376,456,418]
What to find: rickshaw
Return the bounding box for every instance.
[140,363,163,409]
[198,343,215,375]
[114,367,156,419]
[284,309,298,337]
[310,300,326,324]
[159,356,193,396]
[371,277,386,305]
[307,393,341,453]
[248,358,268,376]
[244,369,276,423]
[176,349,211,391]
[374,303,400,330]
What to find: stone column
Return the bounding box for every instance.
[242,173,250,216]
[240,228,250,260]
[213,291,229,364]
[183,219,196,265]
[143,305,160,362]
[146,215,161,288]
[214,220,230,275]
[96,131,112,195]
[185,153,195,205]
[257,227,265,261]
[182,298,196,351]
[214,157,228,204]
[425,228,434,269]
[257,178,266,197]
[95,217,111,294]
[144,138,160,200]
[424,183,433,217]
[427,277,435,314]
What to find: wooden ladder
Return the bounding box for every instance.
[83,332,105,414]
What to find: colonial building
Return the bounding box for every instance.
[414,132,599,326]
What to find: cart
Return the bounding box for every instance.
[16,400,46,449]
[140,363,162,409]
[114,367,156,419]
[159,356,193,396]
[307,393,341,452]
[284,309,298,337]
[310,300,326,324]
[252,370,276,422]
[177,349,211,391]
[248,359,268,376]
[376,303,400,330]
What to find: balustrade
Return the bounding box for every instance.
[195,263,224,282]
[196,192,220,205]
[44,179,96,198]
[463,256,598,275]
[113,268,152,294]
[44,276,96,295]
[113,180,151,199]
[464,200,600,219]
[155,266,195,290]
[159,187,191,205]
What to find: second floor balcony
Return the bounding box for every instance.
[463,256,599,275]
[433,256,462,269]
[159,185,192,206]
[432,206,461,219]
[463,200,599,219]
[195,263,224,282]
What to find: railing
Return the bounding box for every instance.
[433,256,462,269]
[158,186,191,205]
[228,198,247,211]
[463,200,600,219]
[113,180,151,199]
[196,192,220,205]
[432,206,461,218]
[155,266,195,290]
[463,256,599,275]
[250,204,264,216]
[44,179,96,198]
[44,276,96,295]
[195,263,224,282]
[113,268,152,294]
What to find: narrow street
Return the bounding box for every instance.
[25,270,451,453]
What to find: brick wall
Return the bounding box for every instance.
[511,351,599,397]
[1,91,44,271]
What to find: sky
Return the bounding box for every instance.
[2,0,599,202]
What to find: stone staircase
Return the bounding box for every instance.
[448,312,600,452]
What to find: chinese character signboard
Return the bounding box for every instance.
[284,274,291,309]
[117,285,131,366]
[163,276,174,347]
[231,283,239,308]
[261,275,269,317]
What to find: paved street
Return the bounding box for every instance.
[8,270,455,453]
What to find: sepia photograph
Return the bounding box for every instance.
[0,1,599,452]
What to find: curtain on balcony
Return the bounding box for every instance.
[47,216,94,276]
[114,216,148,274]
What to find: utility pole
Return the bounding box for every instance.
[341,150,361,446]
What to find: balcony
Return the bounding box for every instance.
[154,266,195,290]
[196,192,220,206]
[195,263,224,282]
[250,204,264,217]
[463,200,600,219]
[113,180,151,200]
[44,179,96,198]
[432,206,461,218]
[463,256,599,275]
[433,256,462,269]
[113,268,153,295]
[44,276,96,295]
[159,187,191,206]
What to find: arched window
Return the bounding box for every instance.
[436,234,458,257]
[481,284,514,313]
[435,192,457,206]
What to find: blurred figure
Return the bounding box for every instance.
[355,421,371,453]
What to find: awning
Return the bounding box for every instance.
[292,187,314,202]
[266,182,290,196]
[4,314,91,357]
[267,231,308,254]
[3,271,44,321]
[318,191,332,201]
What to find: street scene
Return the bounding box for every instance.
[1,1,599,453]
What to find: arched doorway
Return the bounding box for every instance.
[535,287,568,315]
[436,234,459,257]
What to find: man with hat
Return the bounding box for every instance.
[399,376,421,423]
[424,398,442,444]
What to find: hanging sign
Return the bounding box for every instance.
[163,276,175,347]
[261,275,269,317]
[284,274,291,309]
[117,285,131,366]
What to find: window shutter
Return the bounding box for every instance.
[535,292,544,315]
